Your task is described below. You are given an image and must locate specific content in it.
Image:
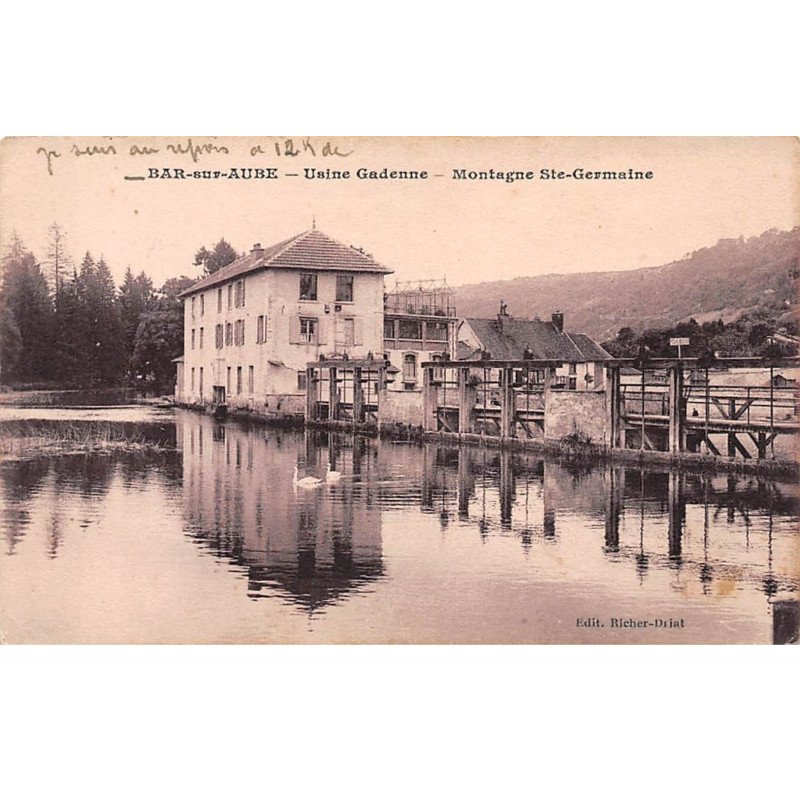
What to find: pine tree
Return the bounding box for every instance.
[0,234,55,384]
[54,266,86,384]
[118,268,155,365]
[46,222,71,302]
[58,252,126,386]
[0,301,23,384]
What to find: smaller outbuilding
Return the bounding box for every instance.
[457,305,612,390]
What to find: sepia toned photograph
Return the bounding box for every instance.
[0,136,797,644]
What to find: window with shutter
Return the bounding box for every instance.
[300,317,318,344]
[337,318,355,347]
[316,317,328,345]
[403,353,417,384]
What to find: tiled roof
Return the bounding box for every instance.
[180,229,392,297]
[462,317,612,362]
[569,333,614,362]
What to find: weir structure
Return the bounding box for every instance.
[419,356,799,462]
[305,358,388,425]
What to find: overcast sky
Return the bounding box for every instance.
[1,137,797,289]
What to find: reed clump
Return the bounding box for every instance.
[0,420,168,459]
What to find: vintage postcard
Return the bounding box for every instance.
[0,136,797,644]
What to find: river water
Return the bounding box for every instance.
[1,403,797,644]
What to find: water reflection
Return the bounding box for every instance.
[0,407,797,643]
[420,445,797,598]
[180,419,384,611]
[176,413,798,638]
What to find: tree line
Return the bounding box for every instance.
[0,226,238,391]
[602,310,799,362]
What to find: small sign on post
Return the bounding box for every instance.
[669,337,690,359]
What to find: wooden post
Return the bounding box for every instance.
[500,366,515,439]
[458,367,475,434]
[422,366,438,432]
[457,448,473,519]
[604,467,622,552]
[543,366,554,393]
[543,463,556,538]
[352,366,364,423]
[727,397,736,458]
[640,367,646,450]
[328,366,339,421]
[499,449,513,528]
[667,471,684,560]
[773,599,800,645]
[606,364,622,449]
[668,364,685,453]
[305,366,317,421]
[421,443,435,509]
[769,364,775,459]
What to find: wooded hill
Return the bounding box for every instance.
[453,227,799,341]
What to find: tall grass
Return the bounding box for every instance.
[0,419,168,458]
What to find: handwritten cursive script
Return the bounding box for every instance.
[35,138,355,174]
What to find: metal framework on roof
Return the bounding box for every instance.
[385,277,456,318]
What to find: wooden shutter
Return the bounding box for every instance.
[353,317,364,346]
[317,317,328,345]
[289,315,301,344]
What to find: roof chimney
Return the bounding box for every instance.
[552,311,564,333]
[497,299,509,333]
[251,243,264,258]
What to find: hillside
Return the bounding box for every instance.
[453,227,799,341]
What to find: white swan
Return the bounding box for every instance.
[325,463,342,482]
[293,465,322,488]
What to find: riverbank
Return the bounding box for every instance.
[0,387,159,407]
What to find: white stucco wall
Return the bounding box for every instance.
[177,268,386,410]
